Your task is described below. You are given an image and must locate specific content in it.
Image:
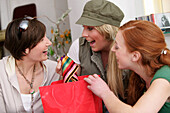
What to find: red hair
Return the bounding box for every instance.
[120,20,170,105]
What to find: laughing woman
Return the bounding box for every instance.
[0,17,60,113]
[84,20,170,113]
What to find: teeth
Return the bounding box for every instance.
[87,40,94,43]
[43,49,48,53]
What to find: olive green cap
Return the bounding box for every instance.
[76,0,124,27]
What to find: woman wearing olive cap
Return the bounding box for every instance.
[56,0,129,112]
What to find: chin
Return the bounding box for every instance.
[119,66,128,70]
[118,65,124,69]
[118,66,122,69]
[91,48,99,52]
[41,57,48,61]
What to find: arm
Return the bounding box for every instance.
[84,74,170,113]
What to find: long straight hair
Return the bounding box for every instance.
[107,45,124,98]
[96,24,125,98]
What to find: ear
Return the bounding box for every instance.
[25,48,30,55]
[131,51,141,62]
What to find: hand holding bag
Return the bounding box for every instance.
[39,75,102,113]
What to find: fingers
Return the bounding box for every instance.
[57,57,61,62]
[84,74,101,96]
[88,75,96,81]
[56,59,62,76]
[84,78,92,90]
[56,60,61,71]
[84,75,93,84]
[84,74,98,84]
[87,85,91,90]
[93,74,99,78]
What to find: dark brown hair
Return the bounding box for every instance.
[5,18,46,60]
[120,20,170,105]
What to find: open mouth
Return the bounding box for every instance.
[43,49,48,53]
[88,40,95,45]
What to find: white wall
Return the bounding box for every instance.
[0,0,70,38]
[162,0,170,13]
[0,0,1,30]
[165,34,170,49]
[67,0,90,41]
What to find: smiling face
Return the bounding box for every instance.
[25,34,52,62]
[82,25,112,52]
[111,30,133,69]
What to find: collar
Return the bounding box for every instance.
[5,56,48,91]
[6,56,16,78]
[80,37,86,46]
[80,38,106,80]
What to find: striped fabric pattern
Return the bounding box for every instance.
[61,55,79,83]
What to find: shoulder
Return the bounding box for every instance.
[42,59,61,81]
[151,65,170,83]
[155,65,170,75]
[79,37,91,56]
[43,59,57,67]
[69,37,87,48]
[0,56,11,82]
[70,38,80,47]
[67,38,79,54]
[0,56,8,63]
[0,56,10,71]
[79,37,86,45]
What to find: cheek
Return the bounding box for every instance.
[115,51,120,58]
[115,51,126,62]
[92,31,103,40]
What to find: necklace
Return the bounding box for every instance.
[16,62,36,113]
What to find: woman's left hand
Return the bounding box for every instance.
[84,74,111,99]
[56,58,62,76]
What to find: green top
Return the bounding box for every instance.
[151,65,170,113]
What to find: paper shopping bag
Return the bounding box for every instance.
[39,75,103,113]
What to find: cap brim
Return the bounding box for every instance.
[76,16,104,26]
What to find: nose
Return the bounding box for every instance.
[82,28,88,38]
[46,37,52,46]
[111,44,116,52]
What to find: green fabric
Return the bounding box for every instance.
[150,65,170,113]
[76,0,124,27]
[151,65,170,83]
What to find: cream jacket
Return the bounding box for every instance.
[0,56,60,113]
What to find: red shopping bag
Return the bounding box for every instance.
[39,75,103,113]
